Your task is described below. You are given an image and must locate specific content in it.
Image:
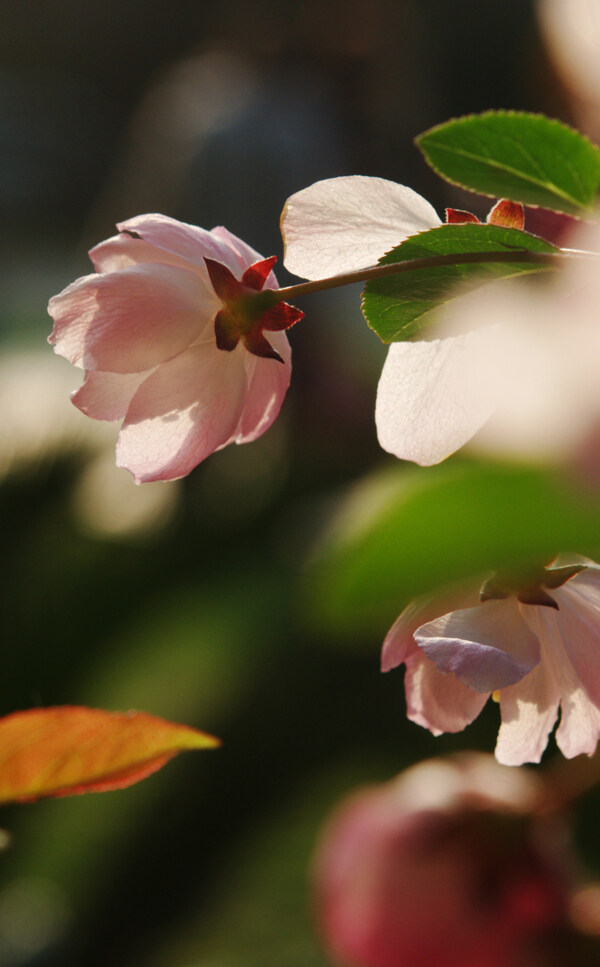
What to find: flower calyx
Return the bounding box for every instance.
[205,256,303,364]
[479,561,587,609]
[446,198,525,230]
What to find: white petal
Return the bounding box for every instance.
[375,330,499,466]
[281,176,440,280]
[525,602,600,759]
[496,660,560,766]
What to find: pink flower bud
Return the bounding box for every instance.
[314,755,569,967]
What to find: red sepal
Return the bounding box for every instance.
[445,208,480,224]
[260,302,304,332]
[487,199,525,230]
[243,332,284,363]
[214,309,240,352]
[242,256,278,291]
[204,258,240,300]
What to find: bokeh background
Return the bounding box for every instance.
[0,1,598,965]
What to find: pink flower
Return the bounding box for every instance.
[281,176,534,466]
[382,559,600,765]
[48,215,302,483]
[313,754,569,967]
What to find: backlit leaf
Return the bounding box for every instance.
[308,461,600,635]
[362,224,556,343]
[416,111,600,215]
[0,706,220,803]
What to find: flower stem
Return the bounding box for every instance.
[271,248,597,303]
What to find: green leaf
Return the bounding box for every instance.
[307,461,600,636]
[362,224,556,343]
[416,111,600,215]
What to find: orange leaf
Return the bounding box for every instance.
[0,706,220,803]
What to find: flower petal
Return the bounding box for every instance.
[117,215,264,279]
[117,343,248,482]
[236,332,291,442]
[496,661,560,766]
[90,233,204,274]
[210,226,273,284]
[281,176,441,280]
[48,263,217,374]
[381,588,480,672]
[375,331,499,466]
[553,569,600,706]
[415,599,540,692]
[526,604,600,759]
[71,370,152,421]
[404,652,488,735]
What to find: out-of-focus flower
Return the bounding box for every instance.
[313,754,569,967]
[538,0,600,141]
[0,350,179,540]
[48,215,300,483]
[383,558,600,765]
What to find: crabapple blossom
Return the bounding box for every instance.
[313,754,569,967]
[281,175,536,466]
[48,215,301,483]
[382,558,600,765]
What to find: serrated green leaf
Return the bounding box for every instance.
[307,461,600,635]
[416,111,600,215]
[362,224,556,343]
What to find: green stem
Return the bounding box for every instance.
[267,248,597,304]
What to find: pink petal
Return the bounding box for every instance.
[117,343,248,482]
[235,332,291,443]
[71,370,152,421]
[375,331,499,466]
[48,263,217,374]
[210,226,274,285]
[281,176,441,280]
[496,660,560,766]
[404,652,488,735]
[90,233,206,274]
[415,599,540,692]
[553,569,600,706]
[118,215,261,279]
[382,588,480,673]
[525,604,600,759]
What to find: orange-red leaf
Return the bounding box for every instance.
[0,706,220,804]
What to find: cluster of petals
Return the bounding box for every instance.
[282,175,600,468]
[382,559,600,765]
[48,215,292,483]
[313,754,568,967]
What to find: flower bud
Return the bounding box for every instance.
[313,755,570,967]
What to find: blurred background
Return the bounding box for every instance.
[0,1,599,964]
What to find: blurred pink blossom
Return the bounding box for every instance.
[48,215,295,483]
[383,559,600,765]
[313,754,568,967]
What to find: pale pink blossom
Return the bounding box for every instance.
[48,215,300,483]
[281,175,546,467]
[383,560,600,765]
[313,754,568,967]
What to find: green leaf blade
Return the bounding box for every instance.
[307,461,600,636]
[362,223,556,343]
[416,111,600,215]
